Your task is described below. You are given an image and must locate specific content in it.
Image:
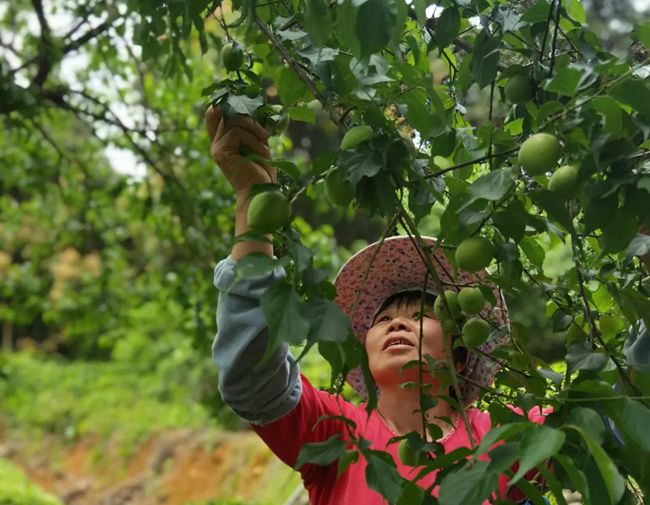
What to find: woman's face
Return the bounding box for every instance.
[365,299,451,389]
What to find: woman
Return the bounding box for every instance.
[205,105,650,504]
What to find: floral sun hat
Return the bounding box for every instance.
[333,235,510,405]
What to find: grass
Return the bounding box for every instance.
[0,458,63,505]
[0,351,212,453]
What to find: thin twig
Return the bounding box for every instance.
[397,208,477,449]
[548,0,562,76]
[253,17,347,127]
[539,0,555,64]
[423,148,518,179]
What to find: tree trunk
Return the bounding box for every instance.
[2,320,13,352]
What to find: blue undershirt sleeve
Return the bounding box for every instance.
[212,256,302,425]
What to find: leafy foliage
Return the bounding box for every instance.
[0,458,63,505]
[0,351,211,449]
[2,0,650,503]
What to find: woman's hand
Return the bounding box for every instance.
[205,104,275,260]
[205,105,276,200]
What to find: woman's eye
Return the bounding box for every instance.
[376,315,390,323]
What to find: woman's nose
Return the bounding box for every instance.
[388,317,408,332]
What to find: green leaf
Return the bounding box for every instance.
[626,233,650,258]
[338,449,359,476]
[439,461,499,505]
[600,209,638,255]
[536,464,568,505]
[566,425,626,504]
[356,0,396,57]
[294,434,347,470]
[304,299,350,343]
[470,30,501,88]
[620,287,650,330]
[486,442,520,473]
[566,343,608,373]
[544,66,581,96]
[633,20,650,49]
[234,253,285,279]
[460,167,515,210]
[288,105,316,124]
[604,397,650,452]
[475,423,530,456]
[591,97,623,134]
[554,453,589,503]
[436,8,460,49]
[399,88,433,137]
[396,482,426,505]
[225,94,264,116]
[260,283,310,361]
[542,237,574,280]
[304,0,332,46]
[508,425,565,485]
[519,236,545,269]
[509,477,547,505]
[264,159,301,181]
[412,0,426,27]
[529,190,575,232]
[364,450,406,503]
[277,67,312,106]
[492,199,528,243]
[564,0,586,24]
[610,78,650,119]
[336,0,362,57]
[521,0,551,23]
[568,407,606,445]
[338,148,384,186]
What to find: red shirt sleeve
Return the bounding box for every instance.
[251,373,358,483]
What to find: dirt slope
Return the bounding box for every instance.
[0,426,303,505]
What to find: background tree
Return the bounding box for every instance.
[1,0,650,503]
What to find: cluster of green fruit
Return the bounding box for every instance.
[434,287,491,348]
[518,133,579,198]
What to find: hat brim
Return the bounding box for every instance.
[333,236,509,405]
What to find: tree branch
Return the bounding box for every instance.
[424,147,518,179]
[31,0,54,87]
[253,17,350,128]
[63,20,112,55]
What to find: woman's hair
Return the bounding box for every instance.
[373,290,468,367]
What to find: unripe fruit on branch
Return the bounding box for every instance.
[455,237,494,273]
[458,287,485,314]
[398,439,428,466]
[222,42,245,72]
[462,318,490,347]
[504,74,535,104]
[325,170,354,207]
[440,316,457,335]
[548,165,579,199]
[434,290,462,320]
[340,125,374,150]
[518,133,560,176]
[247,191,291,233]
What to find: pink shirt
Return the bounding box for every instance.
[253,374,546,504]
